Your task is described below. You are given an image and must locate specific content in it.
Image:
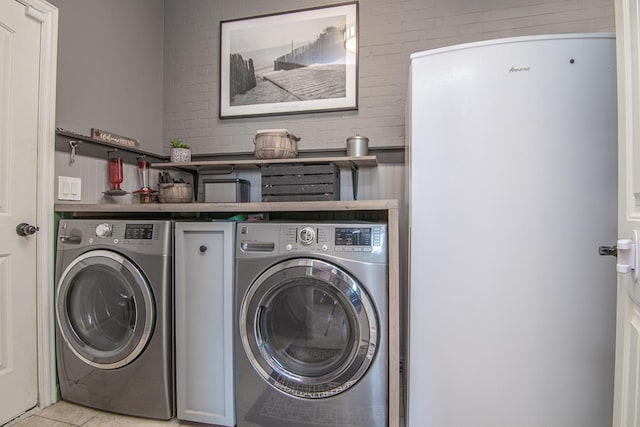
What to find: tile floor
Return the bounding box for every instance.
[5,401,207,427]
[6,391,405,427]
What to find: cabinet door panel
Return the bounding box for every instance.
[175,222,235,426]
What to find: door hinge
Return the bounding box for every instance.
[15,0,46,23]
[615,238,636,274]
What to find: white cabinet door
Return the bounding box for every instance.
[614,1,640,425]
[175,222,235,426]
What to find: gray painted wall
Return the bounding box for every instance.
[50,0,165,152]
[50,0,614,156]
[52,0,614,203]
[163,0,614,155]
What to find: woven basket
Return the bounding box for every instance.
[158,183,193,203]
[254,129,300,159]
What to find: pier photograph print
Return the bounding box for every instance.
[219,2,358,118]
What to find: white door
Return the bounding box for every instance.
[614,0,640,425]
[0,1,43,423]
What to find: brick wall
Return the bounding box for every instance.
[163,0,614,155]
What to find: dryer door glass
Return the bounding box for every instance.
[240,258,378,399]
[56,250,155,369]
[68,264,136,352]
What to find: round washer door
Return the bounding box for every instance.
[56,249,155,369]
[240,258,378,399]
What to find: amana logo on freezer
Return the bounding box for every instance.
[509,66,530,72]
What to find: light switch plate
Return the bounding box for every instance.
[58,176,81,201]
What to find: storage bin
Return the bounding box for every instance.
[158,183,193,203]
[261,163,340,202]
[203,179,250,203]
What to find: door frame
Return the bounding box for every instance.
[21,0,58,409]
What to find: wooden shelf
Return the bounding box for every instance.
[56,129,403,166]
[150,155,378,171]
[55,199,396,214]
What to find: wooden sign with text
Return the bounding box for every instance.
[91,128,140,148]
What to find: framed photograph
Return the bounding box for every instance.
[220,2,358,118]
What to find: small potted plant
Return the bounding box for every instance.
[170,137,191,163]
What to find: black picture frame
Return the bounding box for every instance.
[219,2,358,119]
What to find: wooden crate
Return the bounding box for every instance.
[261,163,340,202]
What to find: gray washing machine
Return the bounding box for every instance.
[55,220,174,419]
[235,222,388,427]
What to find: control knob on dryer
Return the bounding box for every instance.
[95,223,112,238]
[298,227,315,245]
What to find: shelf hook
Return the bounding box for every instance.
[69,140,79,164]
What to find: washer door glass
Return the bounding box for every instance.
[56,250,155,369]
[240,258,378,398]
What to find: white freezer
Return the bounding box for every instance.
[406,34,617,427]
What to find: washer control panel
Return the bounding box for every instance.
[57,220,172,256]
[92,223,156,241]
[124,223,154,240]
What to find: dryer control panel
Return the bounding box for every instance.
[279,223,387,261]
[335,227,382,247]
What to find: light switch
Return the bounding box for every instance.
[71,181,80,196]
[58,176,82,201]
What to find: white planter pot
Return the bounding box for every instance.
[170,147,191,163]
